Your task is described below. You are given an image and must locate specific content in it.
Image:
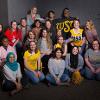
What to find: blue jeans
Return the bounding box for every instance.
[46,73,70,85]
[79,43,86,55]
[85,67,100,80]
[25,69,45,84]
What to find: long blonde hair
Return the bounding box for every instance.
[86,19,96,30]
[41,28,52,49]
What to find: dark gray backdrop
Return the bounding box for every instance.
[0,0,100,37]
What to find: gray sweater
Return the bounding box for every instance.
[48,58,65,78]
[65,54,84,72]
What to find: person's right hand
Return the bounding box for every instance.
[33,71,39,78]
[90,67,95,73]
[71,43,74,46]
[55,77,61,85]
[16,83,22,91]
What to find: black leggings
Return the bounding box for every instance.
[2,79,16,92]
[41,55,50,75]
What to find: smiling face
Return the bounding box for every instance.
[86,20,95,30]
[58,36,64,44]
[2,38,9,47]
[9,54,15,63]
[35,20,41,28]
[49,12,55,19]
[42,29,48,38]
[29,41,36,51]
[72,47,79,55]
[86,21,91,29]
[28,31,35,39]
[63,9,70,17]
[56,49,62,59]
[9,55,15,63]
[45,20,51,29]
[21,19,27,27]
[31,7,37,14]
[11,21,17,30]
[73,20,80,29]
[92,40,100,50]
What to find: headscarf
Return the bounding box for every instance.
[70,46,78,69]
[6,52,18,71]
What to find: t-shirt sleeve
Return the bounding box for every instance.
[85,49,90,58]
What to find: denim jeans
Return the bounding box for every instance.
[25,69,45,84]
[85,67,100,80]
[46,73,70,84]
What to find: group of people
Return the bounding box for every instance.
[0,6,100,96]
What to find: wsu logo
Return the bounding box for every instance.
[56,20,73,32]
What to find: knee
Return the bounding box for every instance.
[84,68,94,79]
[40,75,45,81]
[85,73,94,80]
[96,74,100,81]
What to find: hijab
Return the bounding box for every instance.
[6,52,18,71]
[70,46,78,69]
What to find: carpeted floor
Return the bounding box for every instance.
[0,79,100,100]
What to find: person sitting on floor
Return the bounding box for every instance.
[24,41,45,84]
[84,40,100,80]
[65,46,84,85]
[46,48,70,86]
[0,36,17,84]
[2,52,22,95]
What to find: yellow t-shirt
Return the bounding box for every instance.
[24,50,40,71]
[55,43,62,48]
[70,28,83,46]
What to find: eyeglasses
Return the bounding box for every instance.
[92,43,99,45]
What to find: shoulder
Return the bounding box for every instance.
[80,28,83,31]
[8,45,14,49]
[70,29,74,33]
[48,58,55,63]
[5,28,11,34]
[3,64,11,71]
[3,64,8,69]
[61,59,65,63]
[37,38,42,42]
[78,54,83,59]
[17,62,20,66]
[86,49,93,53]
[37,50,41,55]
[17,63,21,69]
[24,50,30,56]
[0,46,4,50]
[85,49,93,56]
[66,53,70,58]
[49,58,54,61]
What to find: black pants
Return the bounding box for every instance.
[2,79,16,91]
[41,55,50,75]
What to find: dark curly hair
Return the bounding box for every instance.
[53,48,63,58]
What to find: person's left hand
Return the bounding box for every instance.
[37,71,41,77]
[95,68,100,73]
[56,77,61,85]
